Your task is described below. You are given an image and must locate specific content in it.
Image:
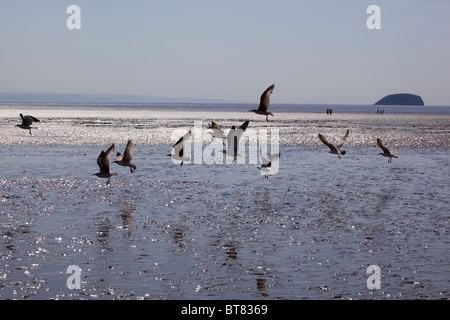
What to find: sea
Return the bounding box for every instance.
[0,102,449,300]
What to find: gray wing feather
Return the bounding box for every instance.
[319,133,337,152]
[258,84,275,112]
[97,144,115,174]
[122,140,133,162]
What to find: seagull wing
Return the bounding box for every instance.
[224,121,249,156]
[173,130,191,147]
[208,122,223,133]
[258,84,275,112]
[259,147,270,165]
[97,144,115,174]
[377,138,391,154]
[97,151,106,172]
[173,136,184,148]
[336,129,350,149]
[23,115,40,125]
[20,114,30,126]
[259,147,280,165]
[232,120,249,153]
[238,120,249,131]
[268,152,281,162]
[319,133,338,152]
[225,126,236,150]
[206,122,224,139]
[225,126,240,156]
[122,139,133,162]
[236,120,249,138]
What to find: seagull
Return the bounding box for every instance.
[113,139,137,173]
[257,147,281,178]
[249,84,275,122]
[16,113,40,135]
[377,138,399,163]
[318,130,349,159]
[206,121,225,144]
[167,130,191,166]
[93,144,118,185]
[221,120,249,163]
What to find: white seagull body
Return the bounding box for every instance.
[113,139,137,172]
[257,147,281,178]
[249,84,275,122]
[221,120,249,163]
[167,130,191,165]
[16,113,40,135]
[318,130,349,159]
[94,144,118,185]
[377,138,399,163]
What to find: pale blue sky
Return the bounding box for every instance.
[1,1,449,105]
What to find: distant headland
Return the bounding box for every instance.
[374,93,424,106]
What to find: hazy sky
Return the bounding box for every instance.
[1,1,449,105]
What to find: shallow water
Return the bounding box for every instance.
[0,104,449,299]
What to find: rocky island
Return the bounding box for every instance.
[374,93,424,106]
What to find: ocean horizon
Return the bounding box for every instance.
[2,101,450,113]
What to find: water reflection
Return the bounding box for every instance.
[96,214,113,250]
[118,199,136,236]
[222,242,238,260]
[2,223,31,252]
[374,192,395,213]
[252,187,276,216]
[170,226,187,250]
[209,235,240,266]
[256,278,270,297]
[95,196,137,248]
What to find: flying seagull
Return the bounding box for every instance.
[318,130,349,159]
[16,113,40,135]
[206,121,225,144]
[167,130,191,166]
[113,139,137,173]
[257,147,281,178]
[221,120,249,163]
[249,84,275,122]
[377,138,399,163]
[93,144,118,185]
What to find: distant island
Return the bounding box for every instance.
[374,93,424,106]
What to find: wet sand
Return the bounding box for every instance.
[0,105,449,299]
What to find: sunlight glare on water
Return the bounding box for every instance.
[0,103,449,299]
